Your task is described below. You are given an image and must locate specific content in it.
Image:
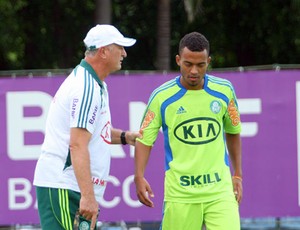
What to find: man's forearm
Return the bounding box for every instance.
[226,133,242,176]
[71,147,95,197]
[111,128,124,144]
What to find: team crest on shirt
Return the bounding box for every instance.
[210,100,222,114]
[100,121,112,144]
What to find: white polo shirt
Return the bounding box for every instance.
[33,59,111,202]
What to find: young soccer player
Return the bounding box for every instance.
[134,32,243,230]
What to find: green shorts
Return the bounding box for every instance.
[160,196,240,230]
[36,186,80,230]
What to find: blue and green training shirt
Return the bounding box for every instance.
[138,74,241,203]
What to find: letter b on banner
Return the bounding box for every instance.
[6,91,52,160]
[8,178,33,210]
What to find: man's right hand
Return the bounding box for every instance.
[134,176,155,208]
[79,195,99,229]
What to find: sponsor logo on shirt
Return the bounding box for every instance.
[92,176,106,186]
[176,106,187,114]
[140,109,155,130]
[72,98,79,119]
[89,105,98,124]
[228,99,240,126]
[174,117,221,144]
[180,172,221,187]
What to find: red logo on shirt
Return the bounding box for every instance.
[92,176,106,186]
[141,109,155,130]
[101,121,111,144]
[228,99,240,126]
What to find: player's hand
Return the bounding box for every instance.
[134,176,154,208]
[125,129,143,146]
[232,177,243,204]
[79,195,99,229]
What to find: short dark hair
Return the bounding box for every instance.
[178,32,210,55]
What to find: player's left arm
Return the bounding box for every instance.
[226,133,243,204]
[111,128,142,146]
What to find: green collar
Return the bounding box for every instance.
[79,59,103,87]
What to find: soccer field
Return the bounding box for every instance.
[1,218,300,230]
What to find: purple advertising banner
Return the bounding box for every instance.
[0,70,300,225]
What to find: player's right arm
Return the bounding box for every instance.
[134,141,155,208]
[70,127,99,228]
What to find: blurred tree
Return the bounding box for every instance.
[112,0,157,70]
[0,0,95,70]
[20,0,95,69]
[183,0,203,23]
[95,0,111,24]
[0,0,27,69]
[0,0,299,71]
[155,0,171,71]
[177,0,300,68]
